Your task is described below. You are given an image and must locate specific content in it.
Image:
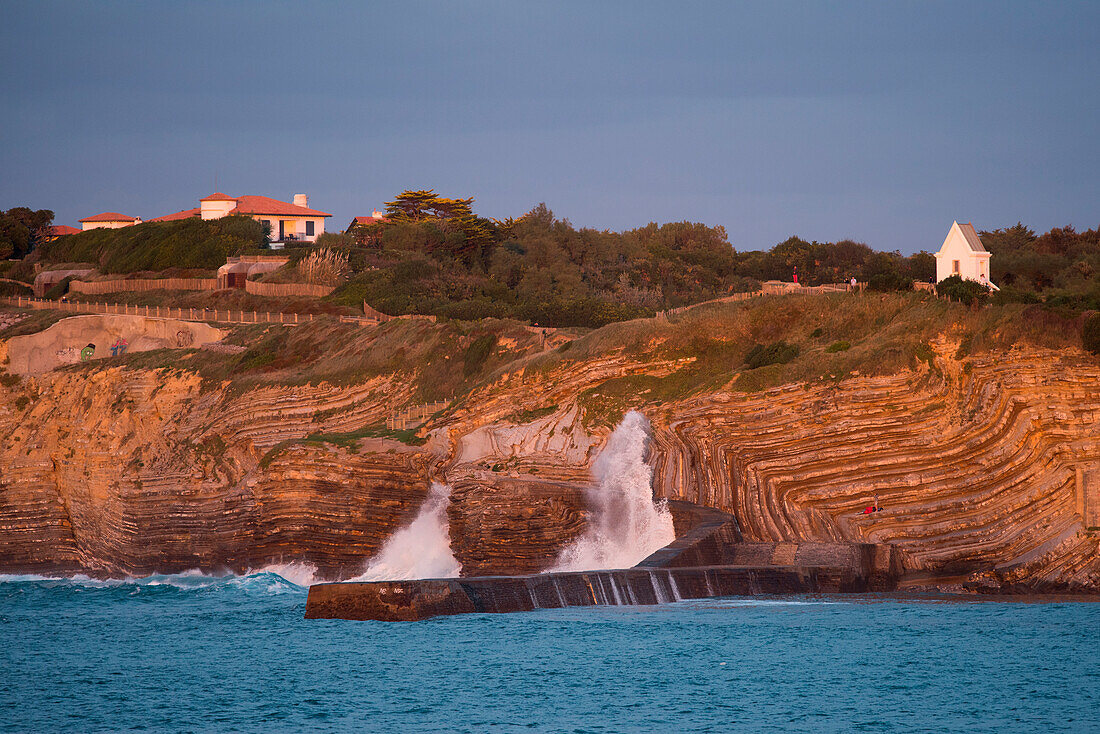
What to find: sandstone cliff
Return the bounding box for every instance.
[1,295,1097,591]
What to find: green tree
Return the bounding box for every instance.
[0,207,54,259]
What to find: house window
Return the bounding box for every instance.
[952,260,960,274]
[306,221,315,236]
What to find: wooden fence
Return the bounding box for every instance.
[64,277,332,298]
[386,400,450,431]
[244,280,335,298]
[68,277,218,294]
[659,282,865,319]
[362,301,437,323]
[3,296,333,325]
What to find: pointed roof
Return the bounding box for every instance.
[955,221,987,253]
[200,192,236,202]
[79,212,140,223]
[47,225,80,236]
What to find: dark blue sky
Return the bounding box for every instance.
[2,1,1097,253]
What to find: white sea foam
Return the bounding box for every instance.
[552,410,675,571]
[249,561,319,587]
[0,565,315,592]
[350,482,462,581]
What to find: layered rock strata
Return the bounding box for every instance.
[1,324,1098,592]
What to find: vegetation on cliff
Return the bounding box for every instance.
[30,289,1089,429]
[324,192,1096,326]
[982,223,1100,308]
[0,207,54,260]
[34,216,265,273]
[317,191,939,327]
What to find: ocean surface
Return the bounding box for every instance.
[2,571,1098,734]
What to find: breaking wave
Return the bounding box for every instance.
[351,482,462,581]
[0,564,317,595]
[553,410,675,571]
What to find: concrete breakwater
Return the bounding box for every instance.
[305,500,902,622]
[304,557,896,621]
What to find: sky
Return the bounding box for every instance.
[2,1,1097,254]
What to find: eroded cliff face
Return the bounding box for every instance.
[1,332,1098,591]
[647,344,1100,592]
[0,368,432,579]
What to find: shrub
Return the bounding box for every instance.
[1083,313,1100,355]
[464,334,497,377]
[825,340,850,353]
[36,216,264,273]
[0,280,33,297]
[937,275,990,306]
[809,327,824,338]
[296,248,350,286]
[43,276,73,300]
[744,340,800,369]
[867,270,913,292]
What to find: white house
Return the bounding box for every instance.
[935,221,998,289]
[78,212,142,231]
[198,192,331,245]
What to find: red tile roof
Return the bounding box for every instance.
[200,192,236,201]
[48,225,80,236]
[228,195,331,218]
[345,215,387,232]
[78,212,140,223]
[149,208,201,222]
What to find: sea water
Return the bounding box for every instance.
[2,573,1098,733]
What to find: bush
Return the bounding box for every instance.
[992,287,1042,306]
[937,275,990,306]
[36,216,264,273]
[744,341,800,369]
[867,270,913,292]
[825,340,850,353]
[43,276,73,300]
[0,280,33,297]
[464,334,497,377]
[1083,313,1100,355]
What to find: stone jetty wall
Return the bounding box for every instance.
[304,564,870,622]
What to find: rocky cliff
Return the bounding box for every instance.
[1,297,1097,591]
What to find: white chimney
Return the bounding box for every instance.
[293,193,308,208]
[372,210,384,218]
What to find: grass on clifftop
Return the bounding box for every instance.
[57,313,559,404]
[15,291,1093,427]
[511,291,1090,426]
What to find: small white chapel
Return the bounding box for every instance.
[935,221,998,289]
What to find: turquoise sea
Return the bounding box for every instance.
[2,572,1098,733]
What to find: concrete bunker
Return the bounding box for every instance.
[2,314,227,375]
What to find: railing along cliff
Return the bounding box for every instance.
[3,296,332,325]
[658,281,868,319]
[386,401,450,431]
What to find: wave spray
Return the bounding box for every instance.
[553,410,675,571]
[352,482,462,581]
